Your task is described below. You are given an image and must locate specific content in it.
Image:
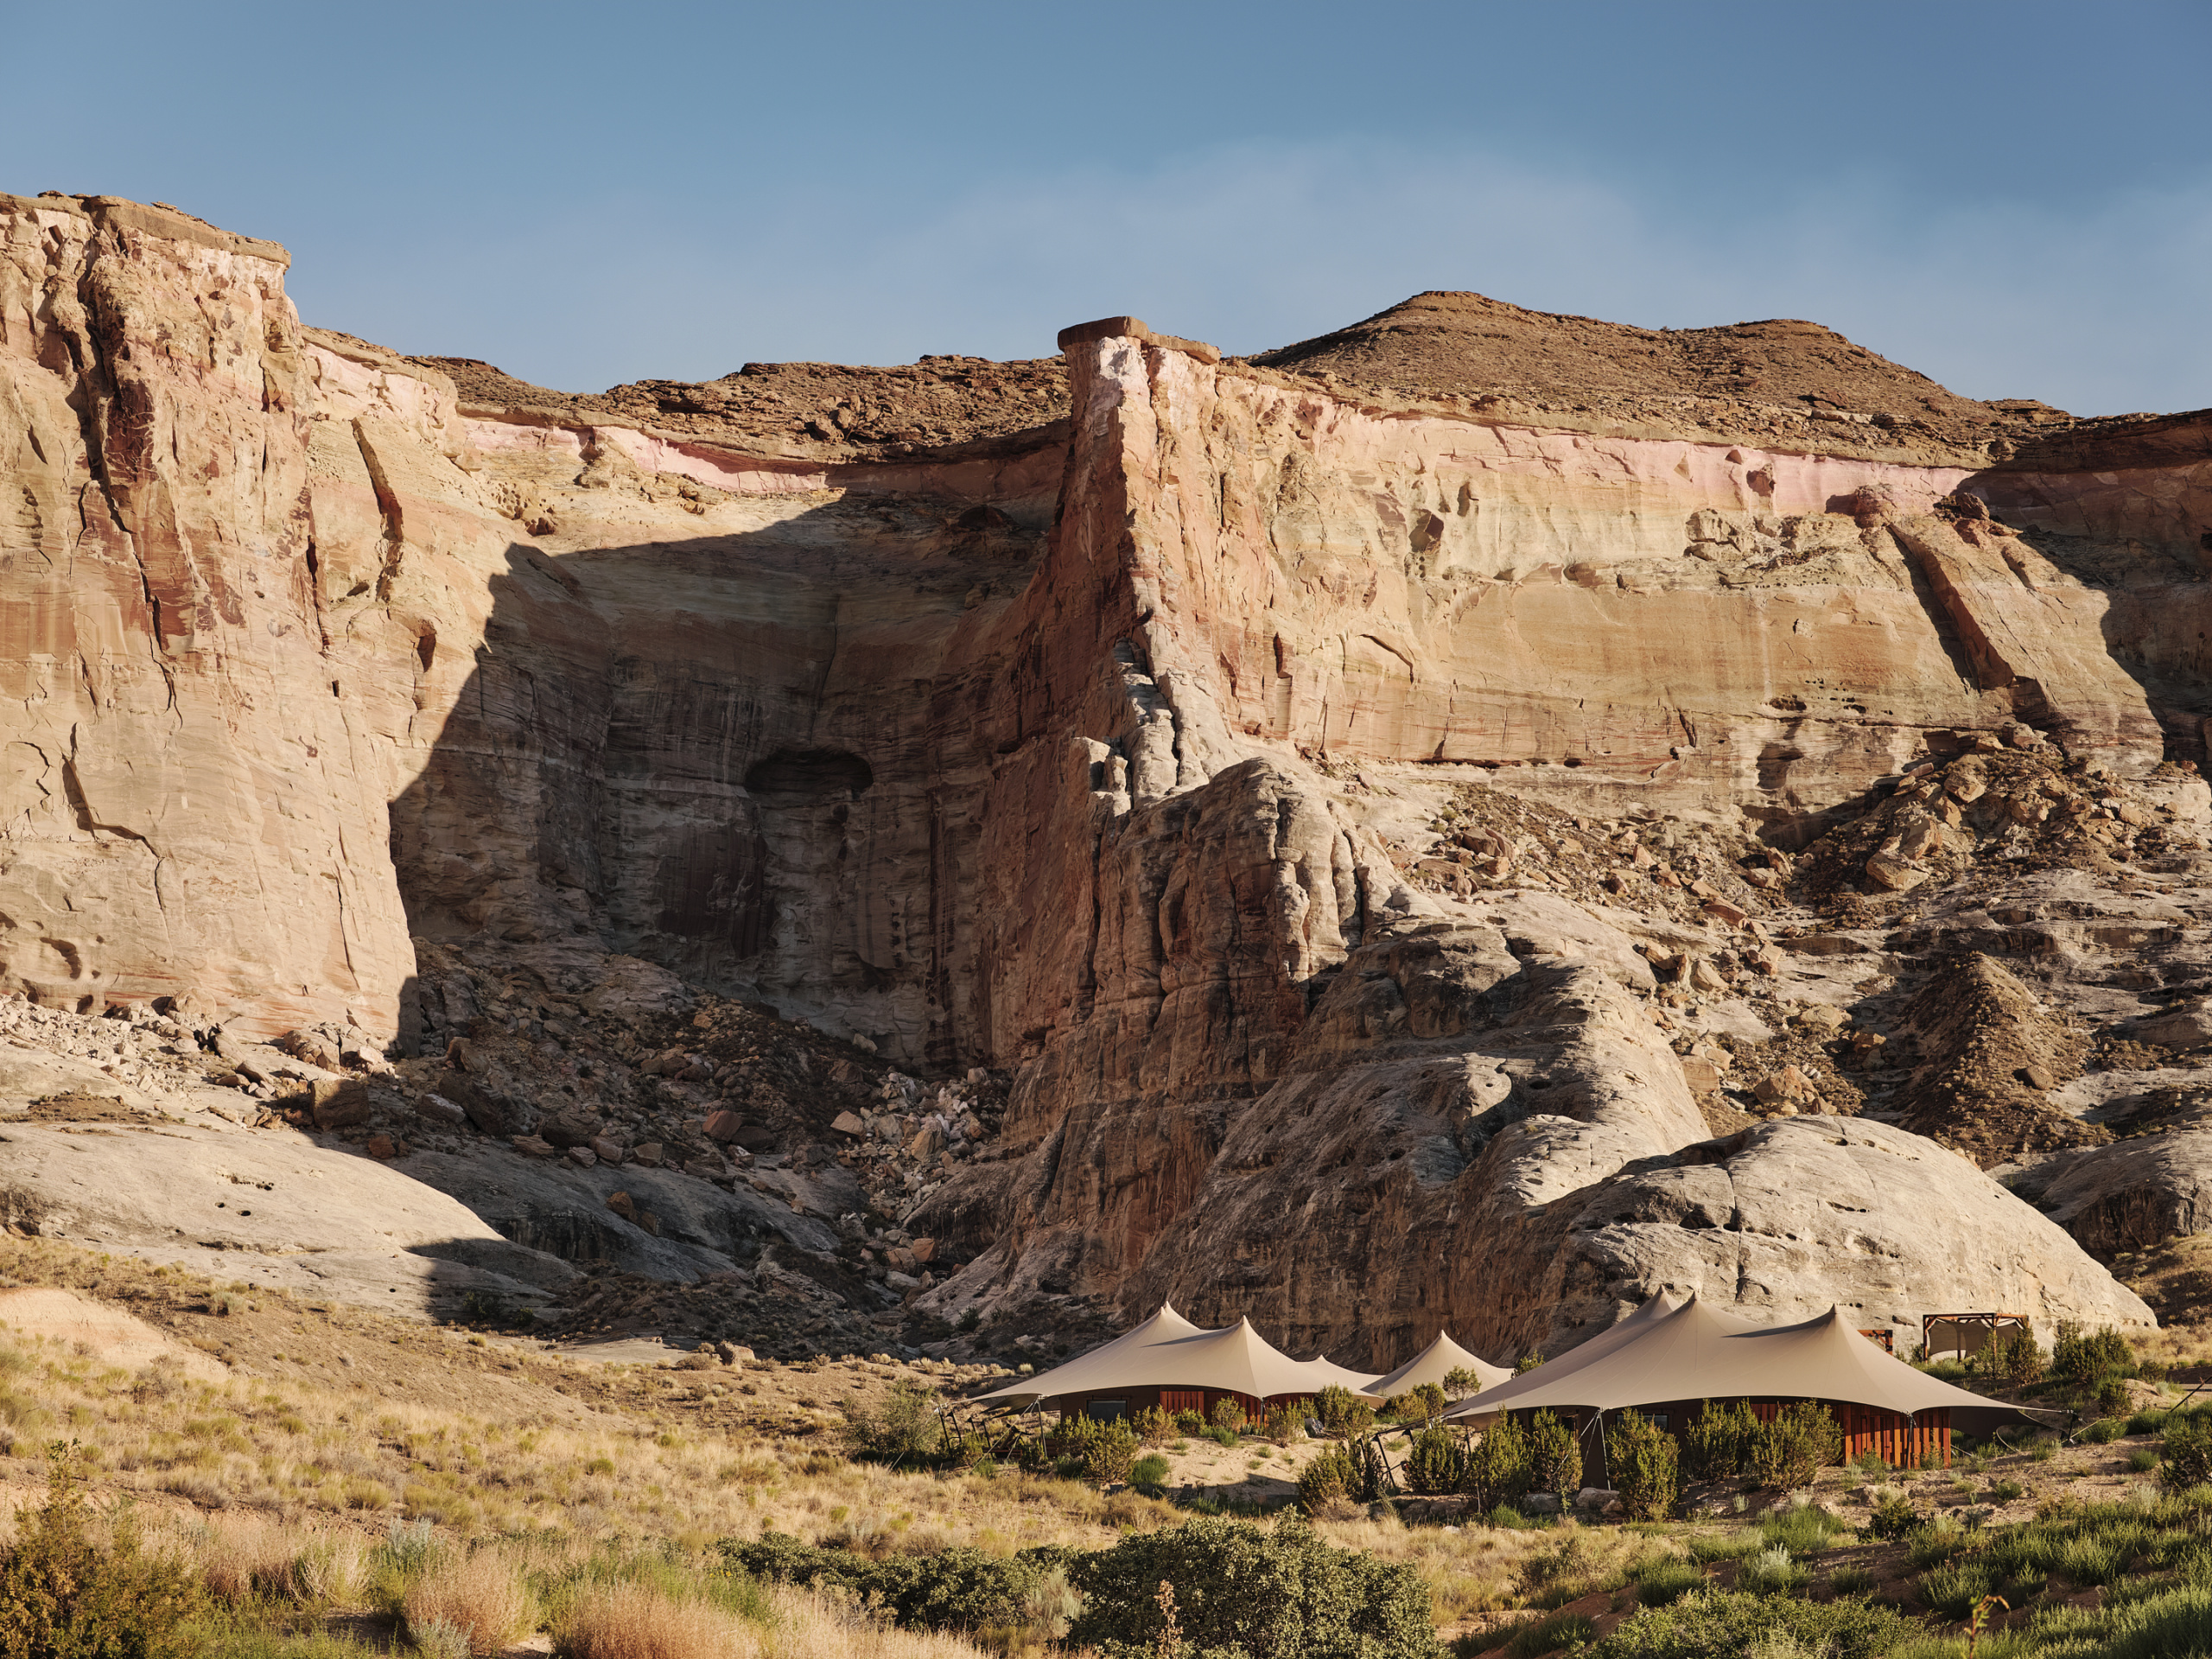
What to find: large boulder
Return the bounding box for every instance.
[2006,1125,2212,1264]
[1514,1117,2153,1356]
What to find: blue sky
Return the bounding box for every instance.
[11,1,2209,414]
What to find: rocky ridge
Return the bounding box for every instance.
[4,191,2211,1370]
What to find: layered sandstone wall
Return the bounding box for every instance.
[0,194,419,1037]
[0,201,2194,1359]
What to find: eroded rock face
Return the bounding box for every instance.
[1516,1117,2151,1356]
[0,195,418,1037]
[5,200,2205,1357]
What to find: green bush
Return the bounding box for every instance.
[721,1532,1076,1632]
[1058,1415,1141,1484]
[2131,1446,2162,1473]
[1403,1427,1470,1497]
[1129,1453,1172,1492]
[1584,1590,1914,1659]
[1827,1564,1875,1594]
[0,1444,201,1659]
[1628,1555,1703,1607]
[1526,1410,1582,1499]
[1261,1403,1305,1444]
[1503,1611,1593,1656]
[1065,1516,1440,1659]
[1681,1400,1759,1483]
[1443,1366,1481,1401]
[1980,1323,2044,1388]
[1174,1408,1206,1434]
[1209,1397,1249,1434]
[1746,1402,1840,1491]
[1299,1445,1358,1516]
[1606,1411,1679,1522]
[1868,1491,1918,1539]
[2164,1416,2212,1492]
[1462,1416,1531,1510]
[1736,1545,1807,1596]
[1389,1383,1446,1426]
[2053,1320,2138,1387]
[839,1378,942,1463]
[1759,1502,1847,1558]
[1314,1385,1375,1438]
[1917,1557,1993,1618]
[1205,1424,1239,1449]
[1131,1406,1173,1446]
[1990,1478,2025,1503]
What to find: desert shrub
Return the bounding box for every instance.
[1462,1417,1531,1510]
[1208,1397,1248,1434]
[1827,1564,1875,1594]
[1043,1414,1139,1485]
[1443,1366,1481,1401]
[1680,1400,1758,1483]
[1868,1492,1919,1539]
[1525,1410,1582,1498]
[0,1443,200,1659]
[1990,1478,2025,1503]
[1916,1557,1993,1618]
[1515,1353,1544,1375]
[1131,1406,1173,1446]
[839,1378,942,1464]
[1404,1428,1471,1496]
[1980,1324,2045,1388]
[1389,1384,1447,1426]
[1605,1411,1679,1522]
[721,1533,1073,1632]
[1907,1519,1972,1570]
[1760,1503,1849,1558]
[1173,1408,1206,1433]
[1129,1453,1172,1493]
[1746,1402,1840,1491]
[2129,1408,2171,1437]
[1735,1546,1808,1595]
[1503,1611,1593,1656]
[1067,1516,1438,1659]
[403,1547,537,1656]
[1628,1555,1704,1607]
[1686,1534,1766,1565]
[1583,1590,1913,1659]
[2164,1416,2212,1492]
[2084,1416,2127,1445]
[1205,1424,1238,1449]
[2130,1445,2162,1473]
[2053,1320,2137,1387]
[1261,1403,1305,1444]
[1313,1385,1374,1438]
[1299,1445,1359,1516]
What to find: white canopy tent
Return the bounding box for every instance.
[1446,1294,2036,1467]
[978,1306,1381,1409]
[1362,1332,1511,1402]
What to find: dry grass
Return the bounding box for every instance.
[556,1580,760,1658]
[757,1584,995,1659]
[404,1545,539,1655]
[185,1510,370,1606]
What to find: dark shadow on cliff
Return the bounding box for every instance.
[385,494,1046,1065]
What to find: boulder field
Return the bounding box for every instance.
[5,192,2210,1362]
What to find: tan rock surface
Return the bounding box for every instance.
[9,194,2212,1361]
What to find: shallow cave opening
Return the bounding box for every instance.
[742,748,874,801]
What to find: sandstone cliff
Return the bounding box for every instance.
[8,193,2209,1364]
